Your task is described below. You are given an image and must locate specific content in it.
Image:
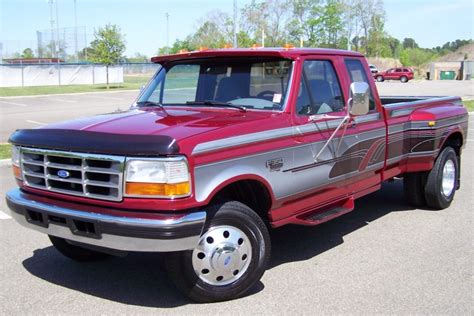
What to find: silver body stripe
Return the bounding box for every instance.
[391,108,415,118]
[388,116,468,134]
[192,103,466,204]
[194,127,386,202]
[192,112,382,155]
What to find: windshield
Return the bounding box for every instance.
[138,58,292,111]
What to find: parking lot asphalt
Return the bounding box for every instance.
[0,83,472,314]
[0,90,138,142]
[0,80,473,143]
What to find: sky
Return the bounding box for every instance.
[0,0,473,58]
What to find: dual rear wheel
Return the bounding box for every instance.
[404,146,459,209]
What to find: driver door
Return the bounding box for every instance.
[287,57,355,208]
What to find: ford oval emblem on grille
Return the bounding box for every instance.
[57,170,70,178]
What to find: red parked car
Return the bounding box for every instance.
[374,67,414,82]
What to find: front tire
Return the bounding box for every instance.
[376,75,384,82]
[165,201,271,303]
[49,235,111,262]
[424,147,459,209]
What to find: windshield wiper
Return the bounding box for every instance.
[135,100,165,109]
[185,100,247,112]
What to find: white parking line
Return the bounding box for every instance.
[50,97,78,103]
[26,120,47,125]
[0,211,11,220]
[0,100,28,107]
[91,95,123,101]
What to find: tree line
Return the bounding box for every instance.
[10,0,472,70]
[158,0,472,68]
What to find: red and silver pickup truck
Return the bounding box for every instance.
[6,48,468,302]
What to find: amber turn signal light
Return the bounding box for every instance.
[125,182,190,197]
[12,165,21,180]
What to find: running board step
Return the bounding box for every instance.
[296,197,355,226]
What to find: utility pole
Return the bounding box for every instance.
[165,12,170,53]
[261,29,265,48]
[48,0,55,58]
[233,0,237,48]
[347,2,351,51]
[74,0,78,62]
[55,0,60,59]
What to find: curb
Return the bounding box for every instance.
[0,88,139,99]
[0,159,11,167]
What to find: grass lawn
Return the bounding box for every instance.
[463,100,474,111]
[0,144,11,160]
[0,75,151,97]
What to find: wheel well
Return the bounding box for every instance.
[210,180,272,223]
[443,132,463,156]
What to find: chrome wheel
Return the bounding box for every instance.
[441,159,456,197]
[192,225,252,286]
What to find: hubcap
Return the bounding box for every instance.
[192,225,252,286]
[441,159,456,197]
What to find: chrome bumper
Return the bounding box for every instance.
[6,189,206,252]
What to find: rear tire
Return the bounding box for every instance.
[49,235,110,262]
[400,76,408,83]
[164,201,271,303]
[424,147,459,209]
[403,172,427,207]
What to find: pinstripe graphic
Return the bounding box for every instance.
[193,111,467,203]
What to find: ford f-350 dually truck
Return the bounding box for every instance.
[6,48,468,302]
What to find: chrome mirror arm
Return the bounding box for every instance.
[313,97,353,162]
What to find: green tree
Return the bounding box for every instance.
[21,48,35,59]
[89,24,126,88]
[399,48,437,67]
[402,38,418,49]
[126,52,148,63]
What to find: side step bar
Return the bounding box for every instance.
[294,197,355,226]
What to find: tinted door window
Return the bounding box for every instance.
[296,60,344,116]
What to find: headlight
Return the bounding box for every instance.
[11,146,22,180]
[124,157,191,198]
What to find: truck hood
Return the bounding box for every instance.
[9,107,276,156]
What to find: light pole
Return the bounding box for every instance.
[233,0,237,48]
[165,12,170,53]
[55,0,60,59]
[48,0,55,58]
[74,0,78,62]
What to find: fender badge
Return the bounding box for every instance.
[266,158,284,172]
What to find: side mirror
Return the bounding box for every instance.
[349,82,370,116]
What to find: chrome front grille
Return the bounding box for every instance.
[20,148,125,201]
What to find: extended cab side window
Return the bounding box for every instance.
[344,59,375,111]
[296,60,344,116]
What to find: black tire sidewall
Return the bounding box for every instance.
[166,201,271,302]
[400,76,408,82]
[425,147,458,209]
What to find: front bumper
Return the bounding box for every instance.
[6,189,206,252]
